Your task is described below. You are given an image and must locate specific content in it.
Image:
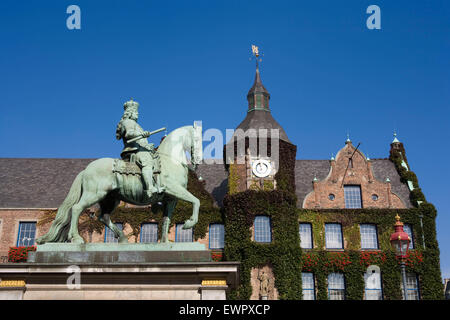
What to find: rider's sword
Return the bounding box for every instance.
[126,127,166,144]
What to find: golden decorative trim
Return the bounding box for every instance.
[0,280,26,287]
[201,279,227,286]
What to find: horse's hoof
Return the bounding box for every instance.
[118,236,128,244]
[183,219,196,229]
[71,237,85,244]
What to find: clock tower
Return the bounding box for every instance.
[224,46,297,194]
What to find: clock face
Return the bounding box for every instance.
[252,159,272,178]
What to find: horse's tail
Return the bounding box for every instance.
[36,171,84,244]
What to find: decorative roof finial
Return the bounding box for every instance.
[346,133,351,144]
[392,131,400,143]
[247,45,270,112]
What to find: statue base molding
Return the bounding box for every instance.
[28,243,211,264]
[0,260,240,300]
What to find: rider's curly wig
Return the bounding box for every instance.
[115,108,138,140]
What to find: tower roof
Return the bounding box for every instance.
[247,67,270,98]
[233,110,291,143]
[230,65,291,143]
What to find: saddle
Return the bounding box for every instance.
[112,153,161,175]
[112,156,142,175]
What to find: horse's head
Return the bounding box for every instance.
[157,123,203,170]
[191,121,203,169]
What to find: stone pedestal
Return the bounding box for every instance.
[28,243,211,264]
[0,243,240,300]
[0,281,26,300]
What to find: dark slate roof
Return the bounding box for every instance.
[294,160,331,207]
[231,110,291,143]
[371,159,413,208]
[196,163,228,207]
[0,158,411,209]
[0,158,95,208]
[0,158,229,209]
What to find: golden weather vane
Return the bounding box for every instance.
[250,44,263,68]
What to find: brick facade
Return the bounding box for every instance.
[0,210,49,261]
[303,141,406,209]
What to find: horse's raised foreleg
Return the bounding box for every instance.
[165,184,200,230]
[68,191,107,244]
[161,199,177,243]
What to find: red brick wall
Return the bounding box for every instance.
[0,209,50,261]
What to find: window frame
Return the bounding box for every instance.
[344,184,363,208]
[140,222,158,243]
[359,224,379,250]
[403,273,420,300]
[302,272,316,300]
[364,269,383,300]
[175,223,193,243]
[299,222,313,249]
[209,223,225,249]
[104,222,123,243]
[325,223,344,250]
[403,223,415,249]
[16,221,37,247]
[253,216,272,243]
[327,273,346,300]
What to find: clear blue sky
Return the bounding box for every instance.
[0,1,449,279]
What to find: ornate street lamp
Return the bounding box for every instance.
[390,214,411,300]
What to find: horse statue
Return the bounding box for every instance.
[36,122,203,244]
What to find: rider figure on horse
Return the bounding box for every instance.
[115,98,165,200]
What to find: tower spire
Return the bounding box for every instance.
[248,45,270,112]
[392,131,400,143]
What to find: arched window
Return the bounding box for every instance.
[364,265,383,300]
[403,224,415,249]
[254,216,271,243]
[209,224,225,249]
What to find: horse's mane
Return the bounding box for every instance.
[157,125,191,154]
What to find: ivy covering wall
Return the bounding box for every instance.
[222,140,443,300]
[223,190,302,299]
[297,206,442,300]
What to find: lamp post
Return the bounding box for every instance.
[390,214,411,300]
